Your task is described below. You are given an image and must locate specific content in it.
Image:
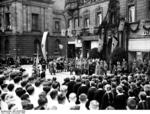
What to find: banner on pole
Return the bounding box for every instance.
[41,31,48,61]
[111,36,118,53]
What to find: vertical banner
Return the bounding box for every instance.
[41,31,49,61]
[111,36,118,53]
[36,44,39,68]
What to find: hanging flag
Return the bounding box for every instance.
[36,44,39,68]
[111,36,118,53]
[98,38,103,52]
[118,20,125,31]
[41,31,48,61]
[61,29,66,36]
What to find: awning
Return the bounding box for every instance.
[128,38,150,52]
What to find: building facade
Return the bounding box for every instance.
[125,0,150,61]
[0,0,66,59]
[64,0,150,61]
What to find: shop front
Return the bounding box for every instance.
[128,38,150,61]
[128,20,150,61]
[82,35,99,58]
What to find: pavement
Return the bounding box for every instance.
[21,65,73,84]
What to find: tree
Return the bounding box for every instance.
[110,47,128,65]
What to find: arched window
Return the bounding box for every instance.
[5,39,9,54]
[34,39,40,54]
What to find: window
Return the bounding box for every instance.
[74,18,79,28]
[84,18,90,28]
[55,21,60,32]
[96,12,102,26]
[5,13,11,30]
[68,19,72,29]
[128,5,135,23]
[32,13,39,31]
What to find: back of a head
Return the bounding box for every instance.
[105,84,111,92]
[21,81,28,88]
[57,93,66,104]
[15,87,26,98]
[127,98,137,110]
[90,81,96,87]
[89,100,99,110]
[35,80,41,87]
[38,97,48,106]
[116,85,124,93]
[79,93,87,103]
[52,82,59,89]
[52,77,57,81]
[26,86,34,95]
[1,93,7,101]
[60,85,68,94]
[43,86,51,94]
[97,82,103,89]
[50,90,58,100]
[21,94,29,101]
[138,92,147,100]
[7,84,14,91]
[69,93,77,102]
[14,76,21,84]
[1,83,8,90]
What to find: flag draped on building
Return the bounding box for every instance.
[41,31,48,61]
[111,36,118,53]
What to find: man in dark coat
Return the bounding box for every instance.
[101,84,114,109]
[94,83,105,109]
[86,81,97,109]
[76,79,89,104]
[66,76,76,99]
[114,86,127,109]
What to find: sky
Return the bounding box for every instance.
[53,0,65,10]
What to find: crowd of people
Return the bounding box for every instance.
[1,57,150,110]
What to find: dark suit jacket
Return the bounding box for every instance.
[66,80,76,98]
[94,89,105,108]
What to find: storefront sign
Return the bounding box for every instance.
[128,39,150,52]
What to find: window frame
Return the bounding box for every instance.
[55,21,61,32]
[32,13,39,31]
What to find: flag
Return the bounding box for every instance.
[61,29,66,36]
[118,20,125,31]
[111,36,118,53]
[41,31,48,61]
[36,44,39,68]
[98,38,103,52]
[36,52,39,68]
